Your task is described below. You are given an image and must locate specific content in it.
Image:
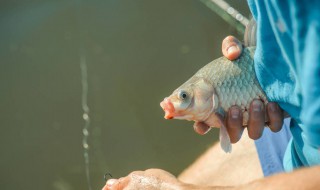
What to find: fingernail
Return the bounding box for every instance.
[231,108,240,119]
[227,46,238,55]
[252,100,262,112]
[107,179,117,187]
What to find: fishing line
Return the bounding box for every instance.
[75,2,248,189]
[74,0,92,190]
[80,53,92,190]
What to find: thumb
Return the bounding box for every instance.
[221,36,243,60]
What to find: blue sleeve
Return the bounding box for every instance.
[293,1,320,148]
[252,0,320,148]
[248,0,320,170]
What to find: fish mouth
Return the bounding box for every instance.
[160,98,175,119]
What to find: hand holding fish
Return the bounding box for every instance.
[220,36,284,142]
[160,36,285,152]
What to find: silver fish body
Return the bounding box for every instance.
[191,47,267,125]
[160,47,267,152]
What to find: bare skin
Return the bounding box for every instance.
[102,141,320,190]
[178,131,262,186]
[182,166,320,190]
[101,37,302,190]
[102,165,320,190]
[102,131,263,190]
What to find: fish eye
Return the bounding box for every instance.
[178,90,188,100]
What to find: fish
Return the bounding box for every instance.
[160,47,268,153]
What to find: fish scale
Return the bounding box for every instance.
[194,47,268,125]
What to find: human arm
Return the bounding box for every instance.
[183,165,320,190]
[178,130,262,186]
[102,132,262,190]
[102,133,319,190]
[102,165,320,190]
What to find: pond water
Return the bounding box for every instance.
[0,1,249,189]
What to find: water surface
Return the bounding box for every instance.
[0,1,249,189]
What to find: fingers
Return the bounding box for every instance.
[103,177,129,190]
[193,122,211,135]
[247,99,265,139]
[226,106,244,143]
[103,179,114,190]
[222,36,243,60]
[226,100,283,142]
[267,102,284,132]
[103,169,179,190]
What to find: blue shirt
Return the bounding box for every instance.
[255,119,291,176]
[248,0,320,172]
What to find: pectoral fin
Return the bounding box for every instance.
[215,113,232,153]
[219,123,232,153]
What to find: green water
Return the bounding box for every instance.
[0,1,249,189]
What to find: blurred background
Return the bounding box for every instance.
[0,0,250,189]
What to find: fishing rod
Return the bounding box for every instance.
[200,0,249,35]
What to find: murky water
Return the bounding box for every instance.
[0,1,249,189]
